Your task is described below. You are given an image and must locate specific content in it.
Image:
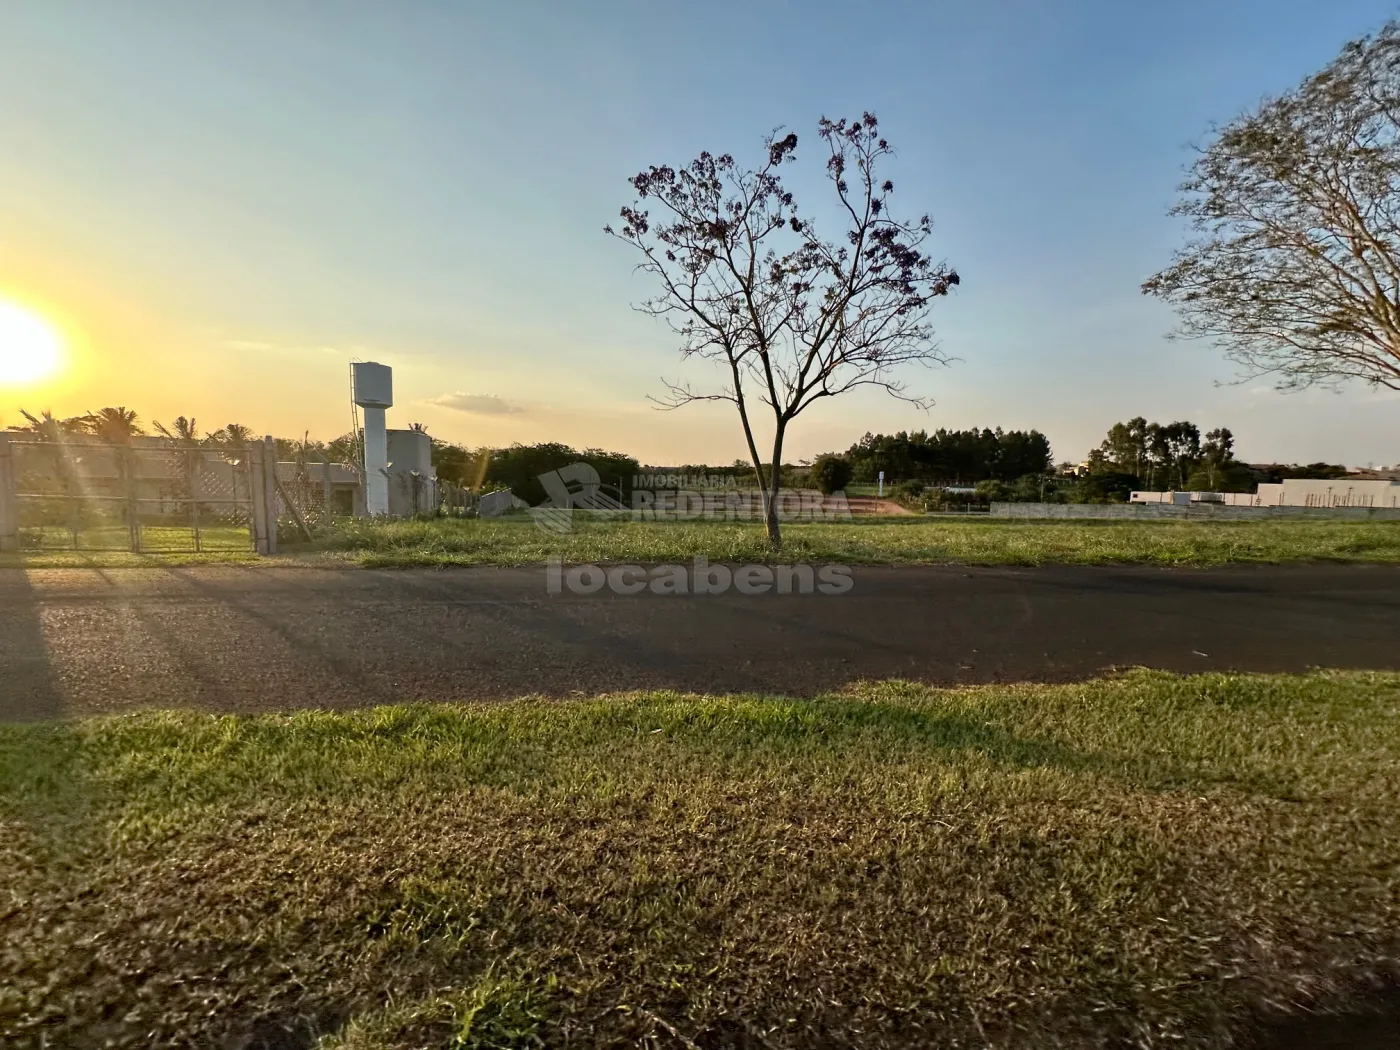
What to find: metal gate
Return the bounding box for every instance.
[0,435,259,553]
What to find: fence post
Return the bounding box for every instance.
[0,433,17,552]
[124,445,141,553]
[188,448,202,553]
[262,436,279,555]
[321,453,333,522]
[249,441,269,554]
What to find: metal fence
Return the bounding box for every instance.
[0,432,483,555]
[0,433,283,554]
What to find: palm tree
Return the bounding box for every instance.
[19,408,85,442]
[18,411,84,525]
[81,406,144,445]
[206,424,257,521]
[209,422,253,448]
[154,416,200,445]
[155,417,204,521]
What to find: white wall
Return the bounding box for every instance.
[1257,479,1400,508]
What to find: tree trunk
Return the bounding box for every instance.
[764,427,785,548]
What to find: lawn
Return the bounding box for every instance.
[3,671,1398,1048]
[296,514,1400,568]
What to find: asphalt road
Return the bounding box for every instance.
[2,562,1399,720]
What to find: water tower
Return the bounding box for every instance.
[352,362,393,516]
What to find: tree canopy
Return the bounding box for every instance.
[843,428,1052,485]
[1144,20,1400,393]
[608,112,959,545]
[1086,417,1254,492]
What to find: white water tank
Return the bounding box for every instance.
[352,362,393,516]
[352,362,393,408]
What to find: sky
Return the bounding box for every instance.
[1,0,1398,468]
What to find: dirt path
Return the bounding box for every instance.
[845,496,916,515]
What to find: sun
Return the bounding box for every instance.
[0,300,64,385]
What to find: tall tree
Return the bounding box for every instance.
[1090,418,1210,490]
[1144,20,1400,394]
[608,113,960,546]
[1097,417,1151,482]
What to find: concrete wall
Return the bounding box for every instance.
[385,430,436,516]
[1131,491,1261,507]
[387,430,433,474]
[990,502,1400,521]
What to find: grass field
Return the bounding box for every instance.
[5,516,1400,570]
[3,670,1398,1048]
[299,515,1400,568]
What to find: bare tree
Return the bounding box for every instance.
[1144,21,1400,394]
[607,112,960,545]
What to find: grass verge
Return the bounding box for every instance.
[3,671,1398,1047]
[299,515,1400,568]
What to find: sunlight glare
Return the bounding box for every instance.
[0,300,64,385]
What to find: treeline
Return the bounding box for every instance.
[844,428,1053,485]
[432,440,639,506]
[1086,418,1251,492]
[14,405,1355,508]
[11,407,366,464]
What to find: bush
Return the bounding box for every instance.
[1071,471,1140,504]
[1184,462,1257,493]
[483,444,639,506]
[974,479,1012,502]
[808,455,853,495]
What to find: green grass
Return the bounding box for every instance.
[298,515,1400,568]
[4,523,258,567]
[3,671,1398,1047]
[8,516,1400,570]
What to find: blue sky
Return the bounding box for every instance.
[1,0,1398,466]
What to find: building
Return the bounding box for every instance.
[1255,478,1400,508]
[1130,490,1259,506]
[1132,478,1400,509]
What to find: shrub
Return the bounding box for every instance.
[808,455,853,495]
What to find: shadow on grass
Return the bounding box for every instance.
[712,695,1308,800]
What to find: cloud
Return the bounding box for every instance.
[425,392,525,416]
